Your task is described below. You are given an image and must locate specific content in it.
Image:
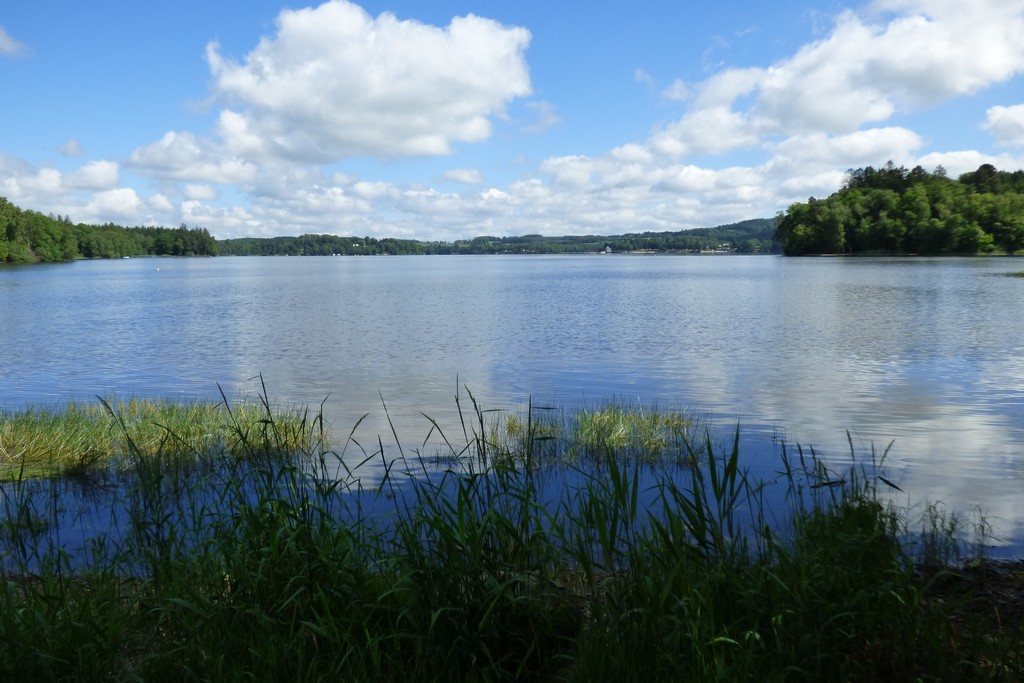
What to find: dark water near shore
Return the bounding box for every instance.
[2,254,1023,555]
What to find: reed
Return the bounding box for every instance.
[0,395,317,480]
[0,387,1018,681]
[495,399,700,467]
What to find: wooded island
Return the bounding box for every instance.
[774,163,1024,255]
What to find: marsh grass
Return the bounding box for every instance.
[0,395,317,480]
[0,386,1019,681]
[570,403,694,462]
[495,399,700,467]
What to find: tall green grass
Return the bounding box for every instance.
[0,393,318,479]
[0,388,1018,681]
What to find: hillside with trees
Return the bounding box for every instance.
[216,233,428,256]
[0,197,217,263]
[2,193,778,263]
[444,218,778,255]
[216,218,779,256]
[774,163,1024,255]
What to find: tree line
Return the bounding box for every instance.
[2,194,779,264]
[0,197,216,263]
[216,234,428,256]
[774,163,1024,255]
[215,219,778,256]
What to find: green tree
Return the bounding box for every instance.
[991,194,1024,254]
[777,163,1023,256]
[899,184,934,252]
[953,221,993,253]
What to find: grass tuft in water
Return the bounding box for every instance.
[496,399,701,468]
[0,394,317,480]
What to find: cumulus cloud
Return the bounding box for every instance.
[480,188,509,201]
[66,160,119,190]
[204,0,531,162]
[540,155,595,189]
[0,164,62,203]
[770,128,924,172]
[350,180,399,201]
[181,201,262,238]
[0,26,26,57]
[442,168,483,184]
[128,131,257,184]
[754,3,1024,133]
[184,184,218,200]
[84,188,144,221]
[149,193,175,213]
[651,0,1024,156]
[983,104,1024,146]
[650,106,763,157]
[0,151,178,228]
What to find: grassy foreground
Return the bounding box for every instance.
[0,390,1021,681]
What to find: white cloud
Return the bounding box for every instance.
[181,201,261,238]
[480,188,508,201]
[442,168,483,184]
[184,184,218,200]
[634,68,654,86]
[128,131,257,184]
[84,188,144,221]
[66,160,119,190]
[983,104,1024,147]
[540,155,595,189]
[693,67,762,109]
[0,26,27,57]
[57,139,83,157]
[0,165,62,203]
[149,193,175,213]
[651,0,1024,155]
[753,14,898,132]
[652,165,718,193]
[914,150,1024,178]
[522,101,561,133]
[753,2,1024,134]
[777,170,849,200]
[661,78,689,102]
[770,128,923,172]
[204,0,531,162]
[650,106,763,157]
[610,144,653,164]
[350,180,399,201]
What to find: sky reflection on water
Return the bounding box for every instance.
[2,254,1023,554]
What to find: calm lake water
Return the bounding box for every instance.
[2,254,1024,555]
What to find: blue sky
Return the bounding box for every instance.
[2,0,1024,240]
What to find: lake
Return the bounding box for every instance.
[2,254,1023,555]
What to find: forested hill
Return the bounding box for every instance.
[774,163,1024,256]
[216,218,779,255]
[0,197,217,262]
[1,193,778,263]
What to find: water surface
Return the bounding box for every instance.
[2,255,1023,554]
